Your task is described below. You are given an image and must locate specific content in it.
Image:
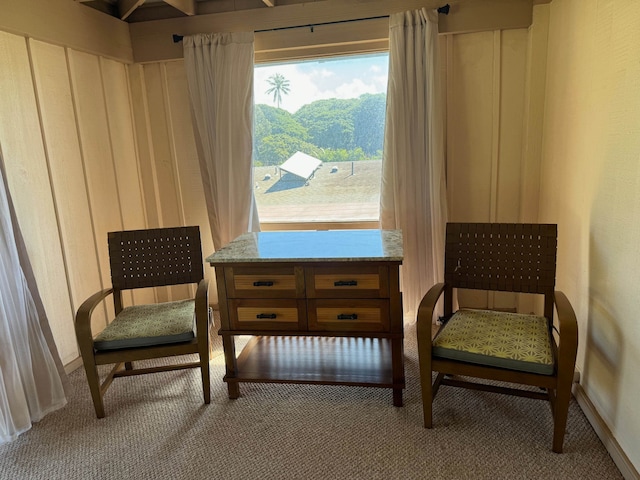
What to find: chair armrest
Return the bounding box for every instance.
[553,290,579,380]
[195,278,210,331]
[75,288,114,346]
[416,283,447,354]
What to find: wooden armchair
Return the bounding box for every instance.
[416,223,578,453]
[75,226,211,418]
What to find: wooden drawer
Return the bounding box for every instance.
[306,265,389,298]
[307,299,389,332]
[225,266,304,298]
[229,299,307,331]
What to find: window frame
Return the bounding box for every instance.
[254,17,389,64]
[254,18,389,231]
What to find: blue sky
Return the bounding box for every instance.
[254,52,389,113]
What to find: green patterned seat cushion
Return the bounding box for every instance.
[432,309,554,375]
[94,299,195,351]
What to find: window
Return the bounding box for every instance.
[253,53,389,229]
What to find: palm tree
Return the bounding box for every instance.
[265,73,290,109]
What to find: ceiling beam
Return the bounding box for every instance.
[119,0,145,20]
[75,0,119,16]
[163,0,196,15]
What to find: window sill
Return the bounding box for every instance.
[259,220,380,231]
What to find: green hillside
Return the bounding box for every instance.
[253,93,386,166]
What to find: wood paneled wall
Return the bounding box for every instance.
[446,29,529,223]
[0,0,132,62]
[444,28,534,311]
[128,61,216,304]
[0,31,150,366]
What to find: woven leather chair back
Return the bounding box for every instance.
[444,223,557,295]
[108,226,203,290]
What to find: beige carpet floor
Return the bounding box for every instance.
[0,321,623,480]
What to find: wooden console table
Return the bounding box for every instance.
[206,229,405,406]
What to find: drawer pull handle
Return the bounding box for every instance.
[256,313,277,319]
[334,280,358,287]
[337,313,358,320]
[253,281,274,287]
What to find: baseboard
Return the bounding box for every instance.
[64,356,83,374]
[574,383,639,480]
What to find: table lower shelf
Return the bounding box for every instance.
[226,335,403,388]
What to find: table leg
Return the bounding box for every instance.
[227,381,240,399]
[393,388,403,407]
[222,334,239,399]
[391,337,405,407]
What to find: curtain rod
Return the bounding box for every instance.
[172,4,450,43]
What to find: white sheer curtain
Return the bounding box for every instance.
[380,9,447,320]
[0,152,67,444]
[183,32,260,250]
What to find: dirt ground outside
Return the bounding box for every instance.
[253,160,381,223]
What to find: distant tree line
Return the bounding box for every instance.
[253,93,386,166]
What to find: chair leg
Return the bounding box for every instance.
[416,317,434,428]
[82,361,105,419]
[552,381,573,453]
[198,322,211,404]
[417,345,434,428]
[200,355,211,404]
[421,372,434,428]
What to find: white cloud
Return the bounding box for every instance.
[317,68,335,79]
[254,55,388,113]
[333,79,378,99]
